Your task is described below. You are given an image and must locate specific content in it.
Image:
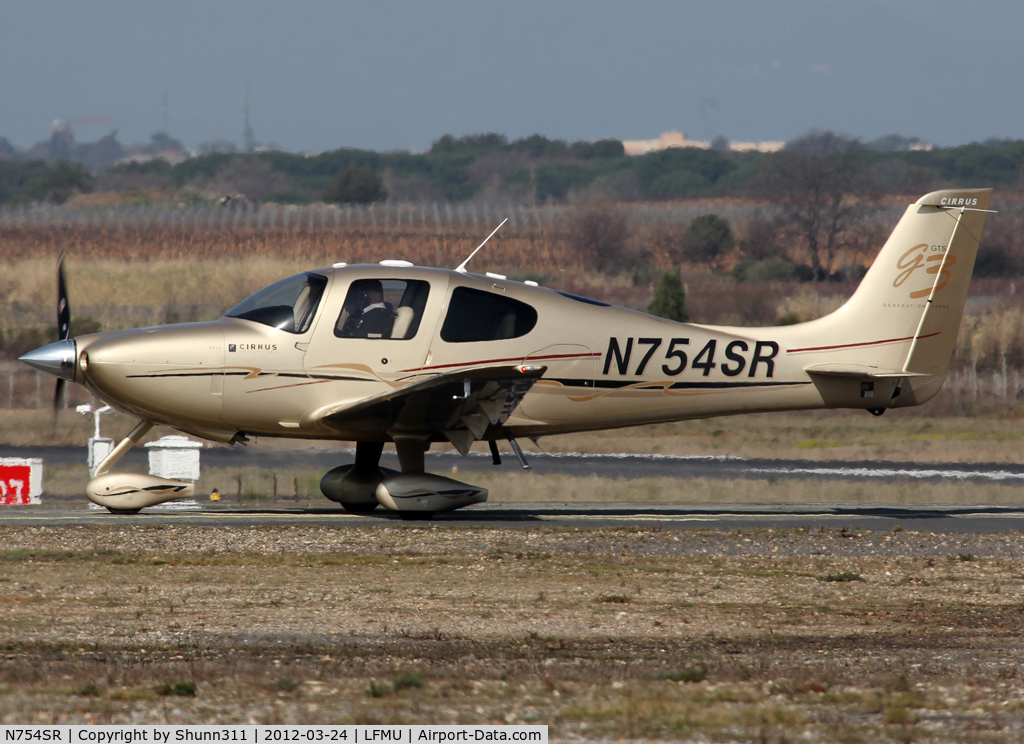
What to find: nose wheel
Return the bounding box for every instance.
[84,420,195,513]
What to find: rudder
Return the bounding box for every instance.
[809,188,992,378]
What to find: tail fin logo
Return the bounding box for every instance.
[893,243,956,299]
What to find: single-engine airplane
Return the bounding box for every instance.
[20,188,992,517]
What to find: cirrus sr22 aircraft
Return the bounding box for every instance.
[20,188,992,517]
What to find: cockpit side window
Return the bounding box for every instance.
[335,279,431,340]
[440,287,537,343]
[225,272,328,334]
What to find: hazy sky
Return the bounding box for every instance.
[3,0,1022,153]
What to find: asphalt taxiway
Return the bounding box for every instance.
[2,503,1024,534]
[4,444,1024,533]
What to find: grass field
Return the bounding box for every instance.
[1,525,1023,740]
[5,407,1024,461]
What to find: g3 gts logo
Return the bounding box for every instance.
[893,243,956,299]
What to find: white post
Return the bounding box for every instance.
[971,357,978,403]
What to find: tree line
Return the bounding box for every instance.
[1,130,1022,206]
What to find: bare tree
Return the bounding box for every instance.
[568,202,632,273]
[736,209,784,261]
[759,130,867,280]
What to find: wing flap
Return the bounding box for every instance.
[308,365,546,444]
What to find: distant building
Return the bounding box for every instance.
[622,130,785,156]
[115,150,192,167]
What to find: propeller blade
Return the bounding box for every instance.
[57,256,70,341]
[53,379,66,412]
[55,256,71,416]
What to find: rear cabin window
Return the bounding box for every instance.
[335,279,430,340]
[440,287,537,343]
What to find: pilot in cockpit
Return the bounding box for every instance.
[339,279,395,338]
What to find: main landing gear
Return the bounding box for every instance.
[320,438,488,519]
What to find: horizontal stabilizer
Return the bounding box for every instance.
[804,363,929,379]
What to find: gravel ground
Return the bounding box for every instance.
[1,524,1024,742]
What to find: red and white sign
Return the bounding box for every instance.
[0,458,42,505]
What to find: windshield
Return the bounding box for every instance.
[225,272,328,334]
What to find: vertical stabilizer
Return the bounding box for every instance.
[799,189,991,381]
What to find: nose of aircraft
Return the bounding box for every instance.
[19,339,77,381]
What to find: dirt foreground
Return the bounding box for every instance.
[1,524,1024,742]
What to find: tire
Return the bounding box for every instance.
[340,502,379,514]
[398,511,435,521]
[106,507,141,515]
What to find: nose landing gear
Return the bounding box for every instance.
[85,420,195,514]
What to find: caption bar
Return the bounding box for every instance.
[0,727,546,743]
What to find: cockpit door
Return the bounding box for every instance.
[304,273,449,385]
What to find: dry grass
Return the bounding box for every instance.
[3,218,1024,360]
[525,409,1024,463]
[0,221,580,270]
[1,525,1023,740]
[6,406,1024,464]
[467,471,1024,506]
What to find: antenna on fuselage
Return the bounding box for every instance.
[455,218,508,274]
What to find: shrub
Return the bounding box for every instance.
[821,571,863,582]
[368,680,392,697]
[648,271,689,322]
[658,664,708,683]
[974,246,1019,278]
[323,167,387,204]
[269,677,301,692]
[732,257,813,283]
[681,214,734,269]
[156,680,197,697]
[41,161,96,204]
[393,671,425,691]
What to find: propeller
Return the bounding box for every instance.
[54,256,70,411]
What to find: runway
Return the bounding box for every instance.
[5,444,1024,533]
[6,443,1024,485]
[3,503,1024,533]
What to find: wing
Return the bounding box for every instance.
[312,364,546,453]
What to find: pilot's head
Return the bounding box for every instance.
[363,280,384,305]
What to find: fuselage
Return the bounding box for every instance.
[68,262,941,445]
